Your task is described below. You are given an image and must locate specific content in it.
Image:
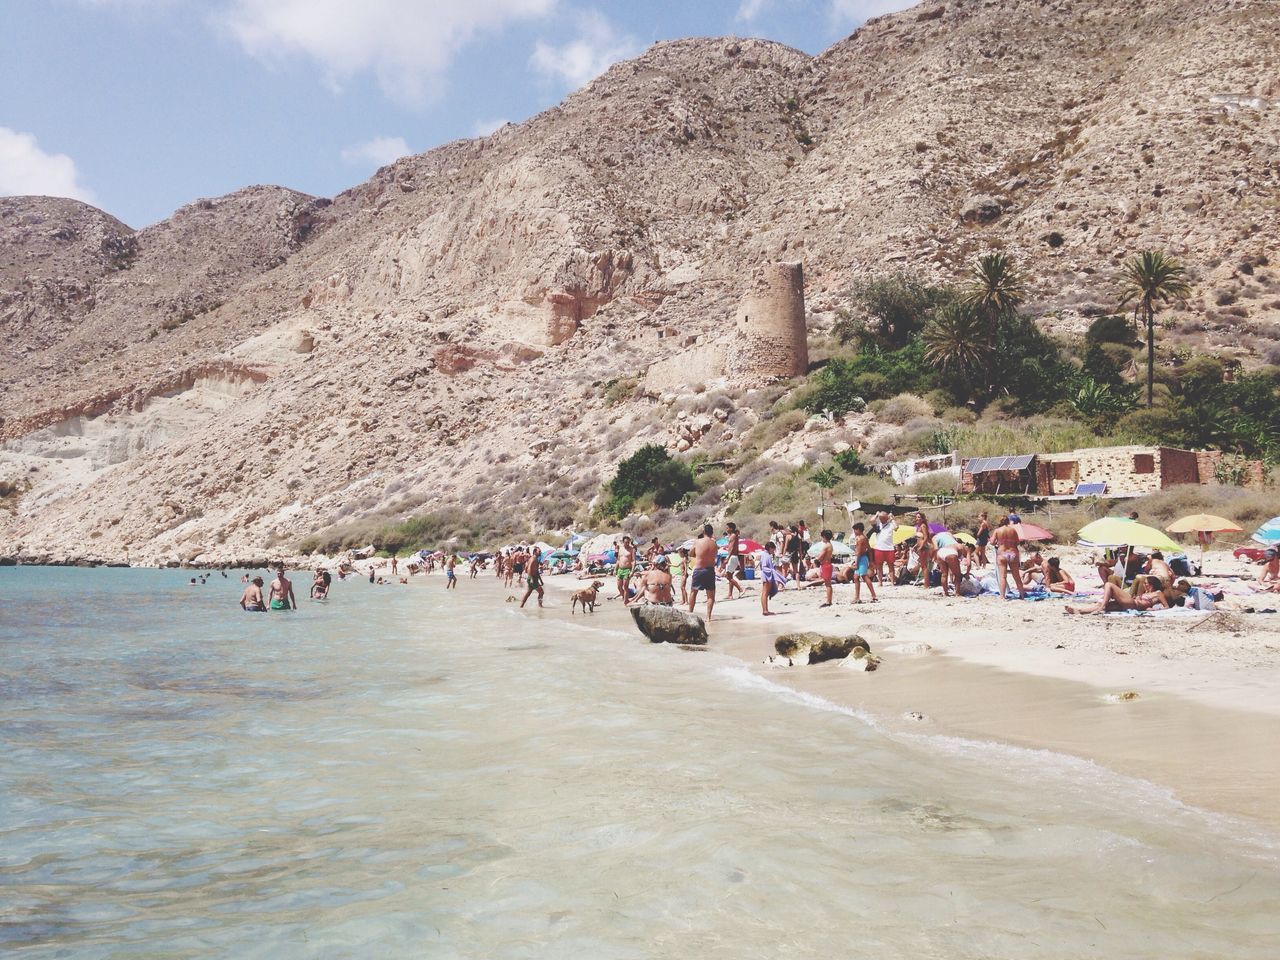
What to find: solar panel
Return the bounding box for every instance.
[966,455,1034,474]
[1075,481,1107,495]
[1006,454,1035,470]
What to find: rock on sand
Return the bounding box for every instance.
[630,604,709,645]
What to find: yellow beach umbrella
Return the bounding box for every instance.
[1167,514,1243,566]
[1166,514,1242,534]
[893,524,918,545]
[1077,517,1180,552]
[954,532,978,546]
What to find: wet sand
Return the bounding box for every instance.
[531,569,1280,831]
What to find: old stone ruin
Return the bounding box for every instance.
[644,261,809,392]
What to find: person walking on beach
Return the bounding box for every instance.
[851,523,878,604]
[758,542,787,616]
[721,522,743,600]
[520,548,545,608]
[871,511,896,585]
[689,523,718,621]
[240,576,266,612]
[616,536,637,605]
[446,553,459,589]
[266,565,296,611]
[992,516,1027,599]
[815,529,834,608]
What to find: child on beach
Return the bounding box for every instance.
[851,523,878,604]
[758,542,787,616]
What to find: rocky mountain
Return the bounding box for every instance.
[1,0,1277,564]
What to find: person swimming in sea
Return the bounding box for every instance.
[240,577,266,612]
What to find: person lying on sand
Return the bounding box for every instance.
[1065,581,1168,615]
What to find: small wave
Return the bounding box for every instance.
[715,665,884,730]
[715,665,1280,861]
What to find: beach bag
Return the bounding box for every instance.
[958,574,982,598]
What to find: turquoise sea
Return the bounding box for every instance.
[2,566,1279,958]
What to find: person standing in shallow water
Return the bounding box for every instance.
[240,577,266,612]
[520,548,545,608]
[688,523,718,622]
[266,565,296,611]
[445,553,459,589]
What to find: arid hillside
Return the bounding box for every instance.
[1,0,1277,564]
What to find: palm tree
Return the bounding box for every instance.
[1119,250,1191,407]
[964,252,1026,322]
[923,302,994,394]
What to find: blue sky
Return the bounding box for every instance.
[1,0,911,227]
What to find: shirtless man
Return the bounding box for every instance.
[634,555,674,605]
[688,523,718,621]
[445,553,458,589]
[240,576,266,612]
[390,555,398,577]
[1145,550,1175,590]
[815,529,835,607]
[721,522,743,600]
[851,522,878,604]
[520,549,545,608]
[266,565,296,611]
[616,536,638,604]
[992,516,1027,600]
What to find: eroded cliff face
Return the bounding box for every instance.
[1,0,1277,564]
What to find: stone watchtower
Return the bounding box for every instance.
[725,261,808,379]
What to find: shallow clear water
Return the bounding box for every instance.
[2,567,1279,958]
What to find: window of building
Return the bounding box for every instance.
[1133,453,1155,474]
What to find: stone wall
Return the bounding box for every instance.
[1195,450,1268,488]
[643,341,726,393]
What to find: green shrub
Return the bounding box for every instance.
[834,272,955,348]
[602,444,696,519]
[1086,314,1133,345]
[833,447,864,474]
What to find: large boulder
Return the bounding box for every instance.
[774,632,871,664]
[630,604,709,645]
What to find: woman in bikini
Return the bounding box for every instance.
[1065,581,1168,614]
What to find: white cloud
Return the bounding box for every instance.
[530,9,640,89]
[0,128,97,203]
[219,0,556,104]
[736,0,772,21]
[340,135,411,167]
[470,117,510,136]
[830,0,918,25]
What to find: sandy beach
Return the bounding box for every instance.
[518,554,1280,831]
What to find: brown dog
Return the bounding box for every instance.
[571,580,604,614]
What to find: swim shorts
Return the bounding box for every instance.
[617,567,632,580]
[269,599,290,611]
[874,549,894,566]
[855,556,870,577]
[820,562,833,583]
[724,556,741,574]
[691,567,716,592]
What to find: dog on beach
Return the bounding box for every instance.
[571,581,604,614]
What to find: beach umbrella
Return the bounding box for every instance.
[954,532,978,546]
[1167,514,1242,566]
[734,538,766,553]
[928,522,949,535]
[1013,522,1054,542]
[1077,517,1179,552]
[1250,517,1280,547]
[893,525,918,545]
[808,539,854,558]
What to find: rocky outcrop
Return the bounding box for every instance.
[774,632,872,664]
[630,605,709,645]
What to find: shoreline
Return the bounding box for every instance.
[530,570,1280,831]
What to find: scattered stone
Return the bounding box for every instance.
[960,194,1003,224]
[1105,691,1141,702]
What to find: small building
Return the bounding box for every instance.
[1036,446,1199,497]
[960,455,1037,494]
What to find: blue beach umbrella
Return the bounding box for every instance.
[1252,517,1280,546]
